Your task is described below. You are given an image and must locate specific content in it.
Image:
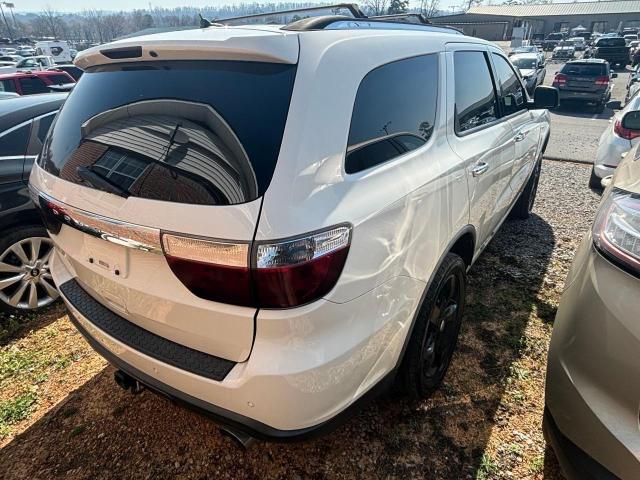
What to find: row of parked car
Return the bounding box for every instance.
[1,7,639,478]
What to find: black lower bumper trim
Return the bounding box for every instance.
[59,279,235,381]
[65,302,394,442]
[543,407,619,480]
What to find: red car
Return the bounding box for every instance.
[0,70,75,96]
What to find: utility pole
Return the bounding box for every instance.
[0,3,12,40]
[4,3,17,32]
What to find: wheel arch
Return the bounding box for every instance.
[393,224,476,374]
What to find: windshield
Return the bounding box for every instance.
[38,60,297,206]
[512,58,537,69]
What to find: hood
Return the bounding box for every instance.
[519,68,535,78]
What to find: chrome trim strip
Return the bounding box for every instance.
[32,187,162,254]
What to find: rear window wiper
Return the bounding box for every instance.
[76,166,130,198]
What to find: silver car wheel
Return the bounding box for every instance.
[0,236,58,310]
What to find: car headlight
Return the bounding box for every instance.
[593,189,640,273]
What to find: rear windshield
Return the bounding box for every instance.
[596,38,626,47]
[512,57,537,69]
[38,60,296,206]
[560,63,607,76]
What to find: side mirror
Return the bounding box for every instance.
[612,72,618,78]
[621,110,640,131]
[531,85,559,109]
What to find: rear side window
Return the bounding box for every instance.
[346,54,438,174]
[39,61,297,205]
[0,79,15,93]
[19,77,49,95]
[0,123,31,156]
[454,51,498,134]
[27,112,56,156]
[560,63,607,76]
[492,53,527,116]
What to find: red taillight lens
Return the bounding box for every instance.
[254,226,351,308]
[162,234,253,306]
[162,225,351,308]
[595,75,610,86]
[552,74,567,86]
[614,119,640,140]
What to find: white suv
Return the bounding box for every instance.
[29,13,556,442]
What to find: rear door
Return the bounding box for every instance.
[30,58,298,362]
[489,51,541,201]
[446,44,515,248]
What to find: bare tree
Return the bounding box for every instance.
[362,0,390,15]
[103,13,126,41]
[39,6,65,38]
[420,0,440,18]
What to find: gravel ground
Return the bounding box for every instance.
[0,159,601,480]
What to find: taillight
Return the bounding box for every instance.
[162,225,351,308]
[595,75,610,86]
[613,119,640,140]
[552,74,567,87]
[593,189,640,274]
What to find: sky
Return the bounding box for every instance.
[9,0,465,14]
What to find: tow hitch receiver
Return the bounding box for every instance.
[114,370,144,394]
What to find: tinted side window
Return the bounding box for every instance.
[0,123,31,156]
[492,54,527,116]
[26,112,56,156]
[0,79,15,93]
[454,51,498,134]
[19,77,49,95]
[346,54,438,174]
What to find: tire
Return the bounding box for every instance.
[0,224,58,314]
[398,253,466,399]
[510,158,542,220]
[589,166,602,189]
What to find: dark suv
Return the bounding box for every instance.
[552,59,614,113]
[0,94,65,312]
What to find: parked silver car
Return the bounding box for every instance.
[592,89,640,187]
[545,112,640,478]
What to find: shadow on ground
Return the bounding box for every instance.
[0,210,559,480]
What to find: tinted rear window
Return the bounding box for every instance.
[596,38,626,47]
[560,63,607,76]
[39,61,296,205]
[47,74,72,84]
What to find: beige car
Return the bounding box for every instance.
[545,110,640,478]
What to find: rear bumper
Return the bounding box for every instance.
[558,90,608,103]
[543,408,619,480]
[54,250,425,436]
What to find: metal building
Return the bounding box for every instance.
[431,0,640,40]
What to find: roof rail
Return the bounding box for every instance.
[369,13,431,25]
[283,16,463,34]
[210,3,463,35]
[216,3,365,26]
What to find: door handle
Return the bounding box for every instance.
[514,132,526,142]
[471,162,489,177]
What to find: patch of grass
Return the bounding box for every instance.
[506,443,523,456]
[0,348,44,381]
[476,453,499,480]
[70,425,86,437]
[0,391,38,429]
[509,364,530,381]
[529,454,544,474]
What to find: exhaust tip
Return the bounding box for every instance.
[220,426,256,450]
[114,370,144,394]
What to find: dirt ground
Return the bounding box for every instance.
[0,160,601,479]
